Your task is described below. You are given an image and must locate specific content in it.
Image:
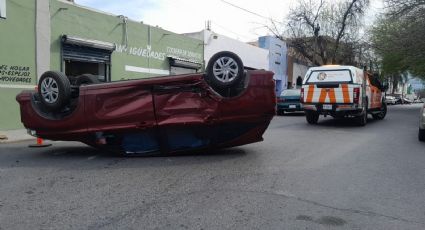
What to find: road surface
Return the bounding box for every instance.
[0,104,424,229]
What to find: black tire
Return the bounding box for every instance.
[419,128,425,142]
[75,74,101,86]
[206,51,244,89]
[305,111,319,124]
[277,110,285,116]
[372,101,387,120]
[356,99,368,126]
[38,71,71,111]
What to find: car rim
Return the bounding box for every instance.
[40,77,59,103]
[212,57,239,83]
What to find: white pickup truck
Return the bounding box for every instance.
[301,65,387,126]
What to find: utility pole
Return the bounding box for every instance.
[205,20,211,31]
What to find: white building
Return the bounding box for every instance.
[184,30,269,70]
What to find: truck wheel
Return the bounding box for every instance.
[38,71,71,111]
[305,111,319,124]
[419,128,425,142]
[75,74,101,86]
[356,111,367,126]
[356,99,368,126]
[205,51,244,89]
[372,101,387,120]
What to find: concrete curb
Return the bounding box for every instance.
[0,129,36,144]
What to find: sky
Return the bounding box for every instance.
[76,0,384,42]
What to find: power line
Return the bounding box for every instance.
[210,21,254,41]
[220,0,285,25]
[220,0,269,20]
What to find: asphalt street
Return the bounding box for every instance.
[0,104,424,230]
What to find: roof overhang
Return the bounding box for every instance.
[62,35,116,51]
[167,56,202,70]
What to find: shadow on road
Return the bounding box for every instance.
[316,116,378,128]
[278,112,305,117]
[0,142,248,169]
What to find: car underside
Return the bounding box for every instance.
[16,52,276,155]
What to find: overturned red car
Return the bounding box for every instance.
[16,52,276,155]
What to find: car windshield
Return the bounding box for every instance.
[281,89,301,96]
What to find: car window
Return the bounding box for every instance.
[306,70,352,83]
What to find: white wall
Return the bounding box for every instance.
[290,62,309,88]
[185,30,269,70]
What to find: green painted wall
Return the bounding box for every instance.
[50,0,203,81]
[0,0,36,130]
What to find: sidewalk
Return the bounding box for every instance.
[0,129,35,143]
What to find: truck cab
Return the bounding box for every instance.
[301,65,387,126]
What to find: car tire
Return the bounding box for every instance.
[75,74,101,86]
[277,110,284,116]
[305,111,319,124]
[419,128,425,142]
[372,101,387,120]
[205,51,244,89]
[38,71,71,111]
[356,99,368,126]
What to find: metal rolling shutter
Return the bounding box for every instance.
[62,44,112,63]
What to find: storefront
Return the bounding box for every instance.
[0,0,203,130]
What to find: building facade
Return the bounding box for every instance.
[287,57,310,90]
[0,0,203,130]
[258,36,287,96]
[185,30,269,70]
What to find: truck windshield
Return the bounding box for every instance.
[306,69,352,83]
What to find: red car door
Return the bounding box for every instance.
[152,77,220,152]
[84,81,156,133]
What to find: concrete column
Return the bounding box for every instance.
[36,0,51,82]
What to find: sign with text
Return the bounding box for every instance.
[0,64,33,84]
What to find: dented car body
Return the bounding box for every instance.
[16,70,276,155]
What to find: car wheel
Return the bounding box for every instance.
[277,110,284,116]
[305,111,319,124]
[419,128,425,142]
[206,51,244,89]
[356,99,368,126]
[372,101,387,120]
[38,71,71,111]
[75,74,101,86]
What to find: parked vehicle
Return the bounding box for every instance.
[413,97,423,103]
[395,96,412,104]
[16,52,276,155]
[301,65,387,126]
[419,99,425,142]
[277,89,303,115]
[385,95,397,105]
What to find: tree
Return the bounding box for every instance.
[279,0,370,66]
[371,0,425,79]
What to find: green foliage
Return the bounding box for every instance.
[371,1,425,79]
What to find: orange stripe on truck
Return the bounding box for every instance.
[306,85,314,103]
[342,84,350,103]
[319,88,336,103]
